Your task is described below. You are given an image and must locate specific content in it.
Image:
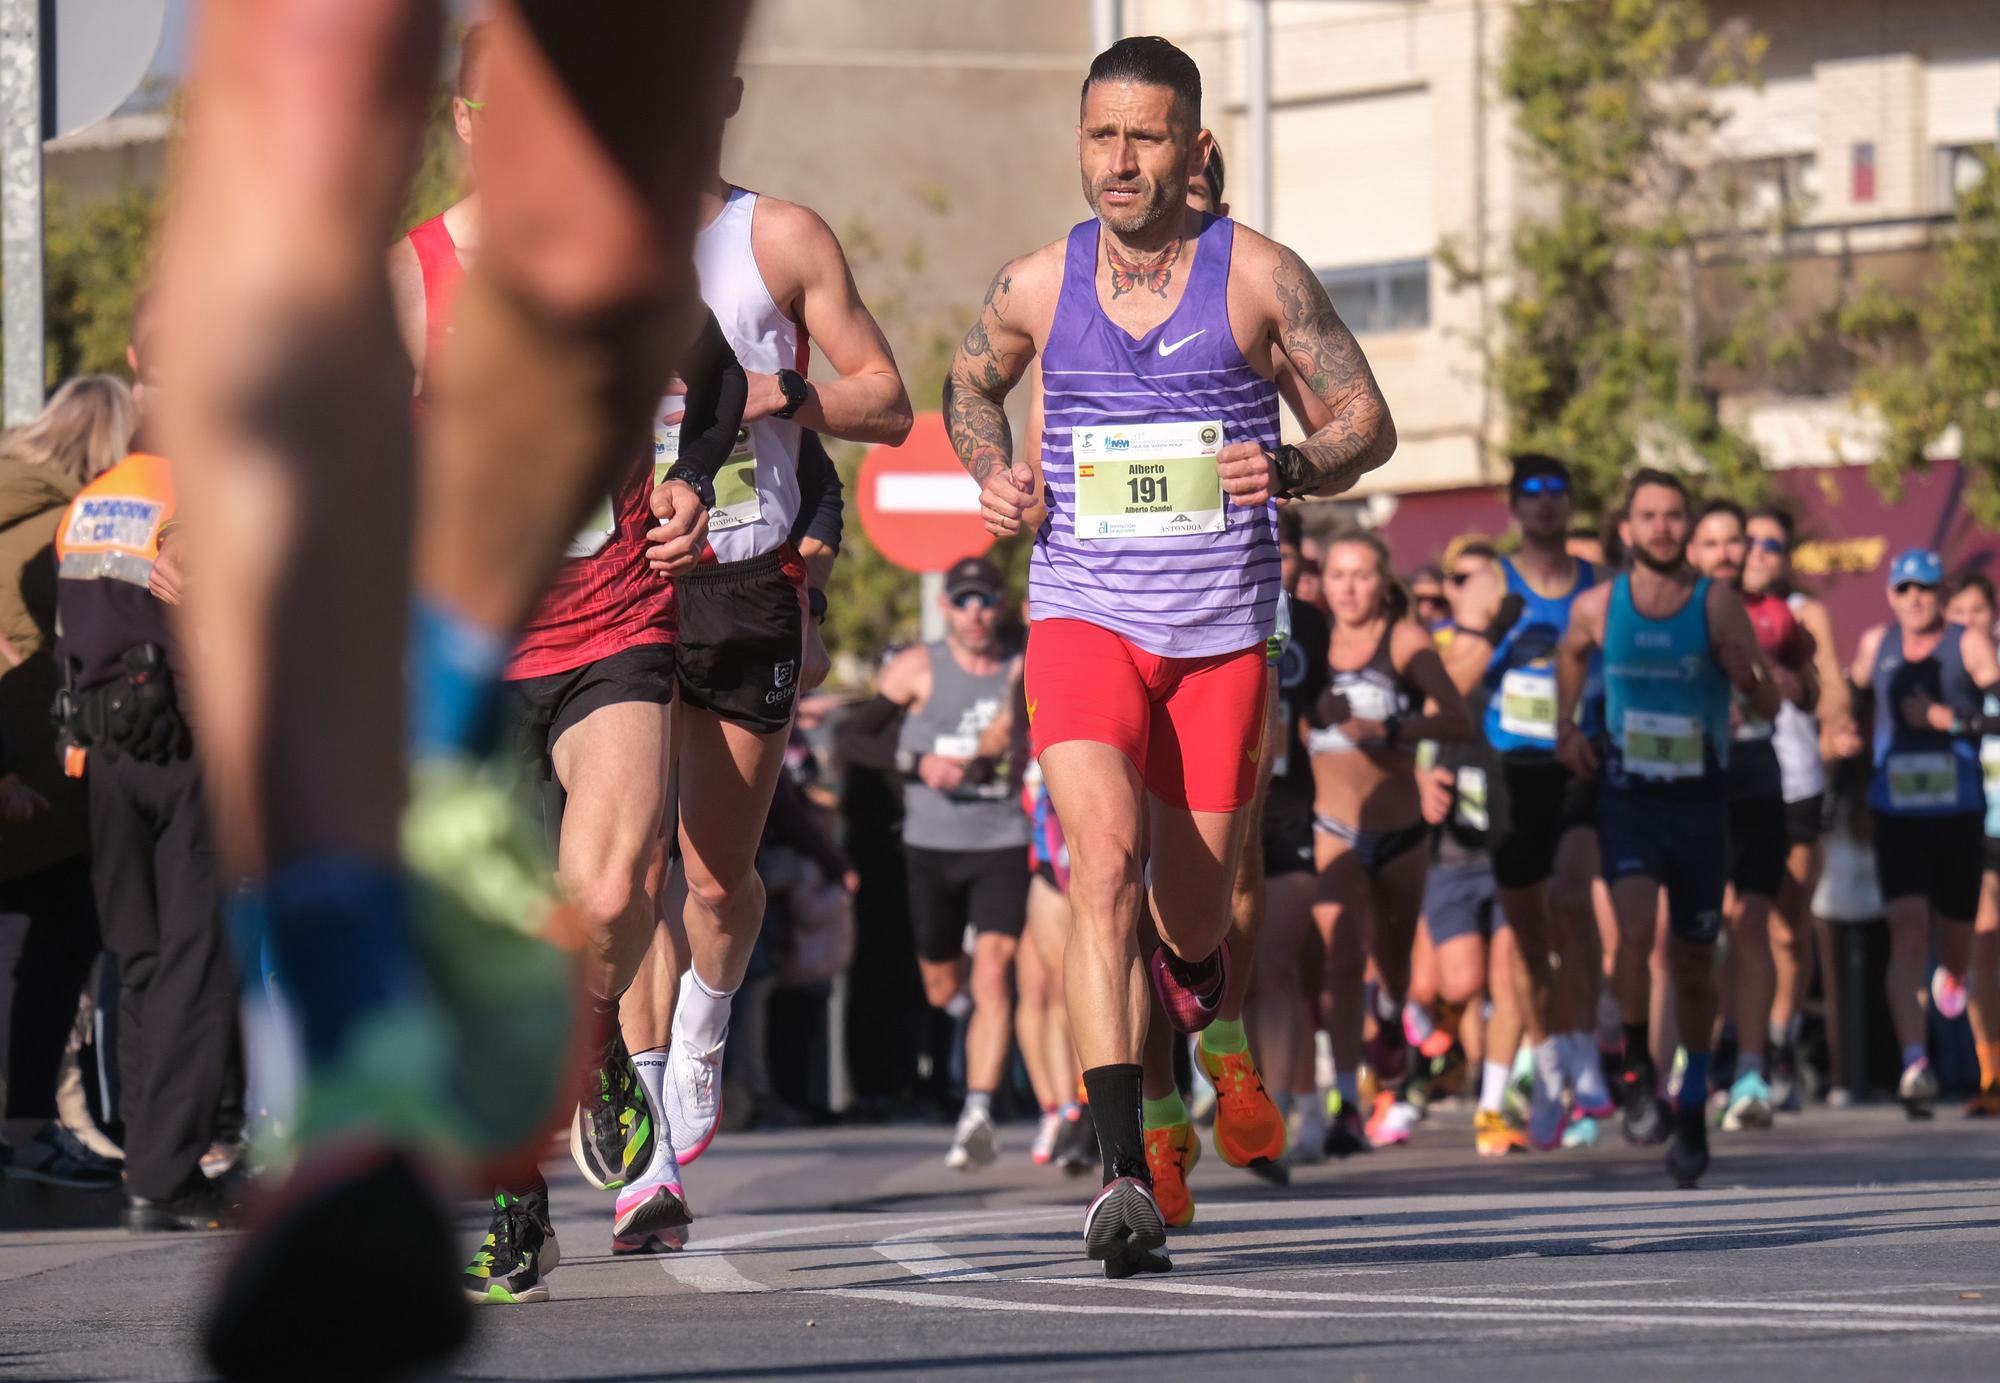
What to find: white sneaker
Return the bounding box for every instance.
[1286,1101,1329,1165]
[1898,1059,1939,1117]
[664,1035,726,1164]
[945,1107,998,1170]
[1030,1110,1064,1165]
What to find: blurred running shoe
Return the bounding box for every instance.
[1286,1099,1328,1166]
[1965,1085,2000,1119]
[1569,1036,1615,1120]
[1144,1121,1200,1228]
[1323,1093,1371,1158]
[1147,945,1228,1034]
[1719,1071,1774,1132]
[1620,1063,1668,1145]
[1474,1107,1525,1157]
[1898,1059,1939,1119]
[571,1031,654,1192]
[1055,1103,1096,1177]
[612,1181,693,1255]
[1365,1092,1417,1148]
[1666,1106,1709,1188]
[1031,1109,1065,1165]
[1932,966,1969,1021]
[1561,1114,1601,1149]
[945,1105,998,1171]
[5,1123,119,1190]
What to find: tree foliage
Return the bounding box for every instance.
[1472,0,1774,517]
[41,182,158,385]
[1839,151,2000,525]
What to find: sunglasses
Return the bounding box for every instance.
[1413,592,1447,605]
[1894,581,1937,596]
[1447,571,1476,587]
[1515,474,1570,497]
[1749,537,1786,555]
[951,591,997,611]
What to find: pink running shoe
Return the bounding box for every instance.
[1147,944,1229,1035]
[610,1182,694,1255]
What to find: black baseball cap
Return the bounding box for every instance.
[944,556,1005,601]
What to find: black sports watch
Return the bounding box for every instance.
[807,587,828,623]
[774,368,810,420]
[664,463,716,510]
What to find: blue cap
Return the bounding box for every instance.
[1888,548,1943,589]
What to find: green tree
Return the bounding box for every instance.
[1839,150,2000,525]
[41,181,159,385]
[1464,0,1776,516]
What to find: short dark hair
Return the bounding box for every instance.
[1276,504,1303,550]
[1624,467,1688,511]
[457,22,490,99]
[1599,506,1629,569]
[1951,570,1996,606]
[1409,563,1445,589]
[1081,36,1202,128]
[1508,451,1571,498]
[1203,144,1227,203]
[1695,497,1746,530]
[1747,504,1796,542]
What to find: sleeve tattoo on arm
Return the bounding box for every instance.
[1273,248,1395,497]
[944,268,1029,483]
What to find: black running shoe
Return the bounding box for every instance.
[206,1147,469,1381]
[1620,1065,1668,1145]
[1103,1244,1174,1279]
[125,1181,236,1232]
[1322,1096,1372,1158]
[570,1031,654,1192]
[1084,1171,1169,1279]
[464,1190,560,1304]
[1055,1106,1096,1177]
[1666,1106,1709,1188]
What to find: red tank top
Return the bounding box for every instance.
[407,214,674,679]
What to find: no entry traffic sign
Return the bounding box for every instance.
[857,411,995,574]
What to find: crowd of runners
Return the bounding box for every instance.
[1,10,1993,1378]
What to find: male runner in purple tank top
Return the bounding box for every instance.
[943,36,1397,1276]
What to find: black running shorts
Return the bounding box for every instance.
[1491,758,1594,890]
[674,548,805,736]
[1727,795,1788,900]
[1873,811,1983,921]
[507,642,676,783]
[905,844,1030,963]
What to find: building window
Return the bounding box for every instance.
[1319,259,1430,334]
[1851,141,1876,204]
[1723,153,1818,227]
[1936,143,1996,213]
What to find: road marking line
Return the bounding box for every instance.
[820,1285,2000,1336]
[871,1241,998,1283]
[655,1251,770,1294]
[1025,1276,2000,1322]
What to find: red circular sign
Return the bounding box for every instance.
[857,412,996,574]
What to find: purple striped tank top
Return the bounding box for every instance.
[1033,214,1281,659]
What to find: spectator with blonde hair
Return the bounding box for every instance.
[0,374,136,1189]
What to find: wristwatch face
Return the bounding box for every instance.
[778,369,808,416]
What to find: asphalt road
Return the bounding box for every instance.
[4,1103,1999,1382]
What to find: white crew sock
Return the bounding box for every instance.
[630,1050,683,1189]
[1479,1060,1509,1113]
[962,1090,992,1119]
[677,967,738,1052]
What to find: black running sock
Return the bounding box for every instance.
[1622,1023,1651,1074]
[502,1170,549,1202]
[1082,1063,1147,1186]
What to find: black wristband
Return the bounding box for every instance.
[665,464,716,510]
[1272,443,1313,500]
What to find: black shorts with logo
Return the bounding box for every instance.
[674,548,805,736]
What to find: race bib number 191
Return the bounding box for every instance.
[1072,420,1226,541]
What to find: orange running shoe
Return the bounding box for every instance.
[1143,1122,1200,1228]
[1197,1045,1287,1168]
[1474,1107,1527,1157]
[1965,1086,2000,1118]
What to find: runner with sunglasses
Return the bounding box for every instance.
[1440,454,1600,1150]
[1742,507,1846,1110]
[1851,549,2000,1117]
[871,557,1029,1169]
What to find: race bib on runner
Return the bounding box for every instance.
[1498,667,1557,743]
[1455,765,1490,833]
[932,734,979,759]
[706,429,761,534]
[1886,752,1959,811]
[1621,709,1704,781]
[1072,420,1225,541]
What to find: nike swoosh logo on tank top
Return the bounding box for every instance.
[1033,215,1281,659]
